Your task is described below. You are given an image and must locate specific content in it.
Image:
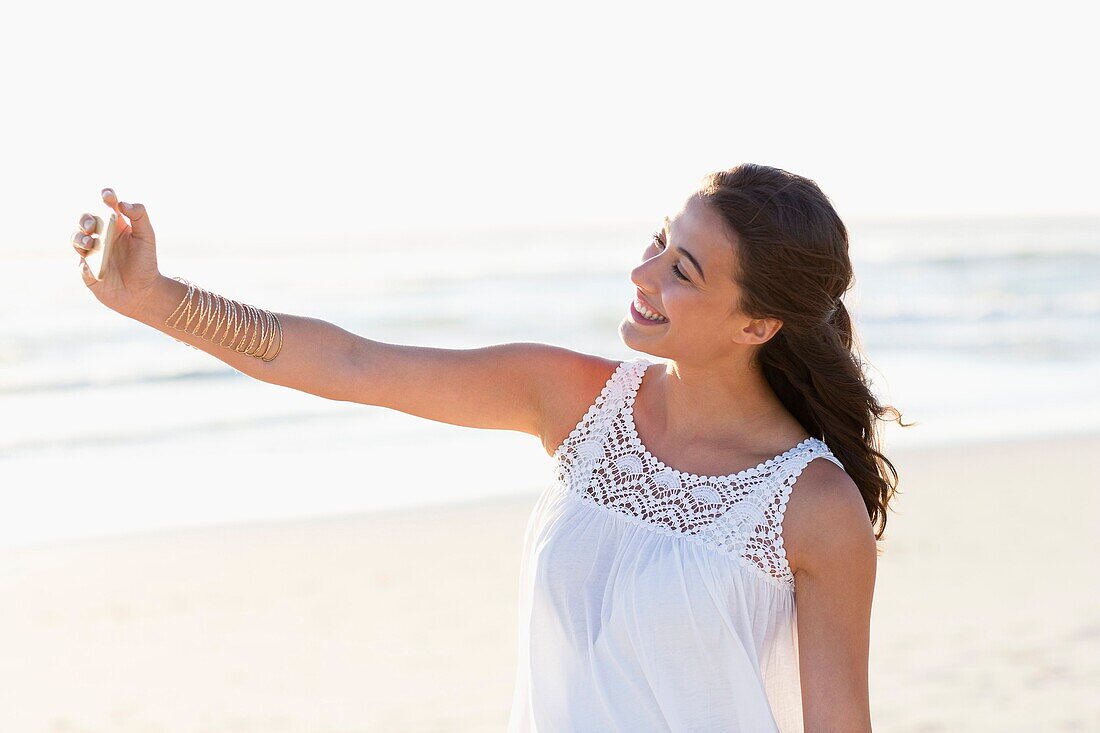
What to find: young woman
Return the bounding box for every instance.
[71,163,903,732]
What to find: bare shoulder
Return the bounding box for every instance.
[531,348,623,458]
[782,456,877,579]
[784,457,876,730]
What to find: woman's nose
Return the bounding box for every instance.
[630,259,659,290]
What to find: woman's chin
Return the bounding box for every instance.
[619,321,665,346]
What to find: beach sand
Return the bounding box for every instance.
[1,432,1098,732]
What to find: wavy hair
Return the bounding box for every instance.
[697,163,912,542]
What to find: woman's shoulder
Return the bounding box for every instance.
[535,351,631,457]
[781,456,874,578]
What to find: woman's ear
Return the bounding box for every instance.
[740,316,783,346]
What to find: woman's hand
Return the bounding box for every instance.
[72,188,163,320]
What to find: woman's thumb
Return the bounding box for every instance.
[119,201,154,241]
[79,256,99,289]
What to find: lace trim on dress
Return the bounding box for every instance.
[551,358,846,592]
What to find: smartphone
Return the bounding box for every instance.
[85,210,121,281]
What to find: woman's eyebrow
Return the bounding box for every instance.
[664,216,706,283]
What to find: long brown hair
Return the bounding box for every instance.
[697,163,911,542]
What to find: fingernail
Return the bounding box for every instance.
[83,217,94,228]
[102,188,114,196]
[121,202,133,211]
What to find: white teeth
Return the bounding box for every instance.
[634,299,667,322]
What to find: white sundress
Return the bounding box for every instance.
[506,356,846,733]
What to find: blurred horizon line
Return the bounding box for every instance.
[17,212,1099,261]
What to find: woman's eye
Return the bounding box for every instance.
[652,231,689,281]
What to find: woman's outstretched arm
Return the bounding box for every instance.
[132,278,579,436]
[129,274,364,401]
[73,188,587,439]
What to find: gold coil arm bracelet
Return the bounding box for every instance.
[164,276,284,362]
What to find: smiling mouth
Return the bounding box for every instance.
[631,298,668,323]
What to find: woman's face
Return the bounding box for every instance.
[619,193,777,361]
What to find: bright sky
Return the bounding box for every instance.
[3,0,1095,253]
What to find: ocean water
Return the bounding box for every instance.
[2,218,1098,548]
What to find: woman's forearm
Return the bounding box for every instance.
[129,274,365,400]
